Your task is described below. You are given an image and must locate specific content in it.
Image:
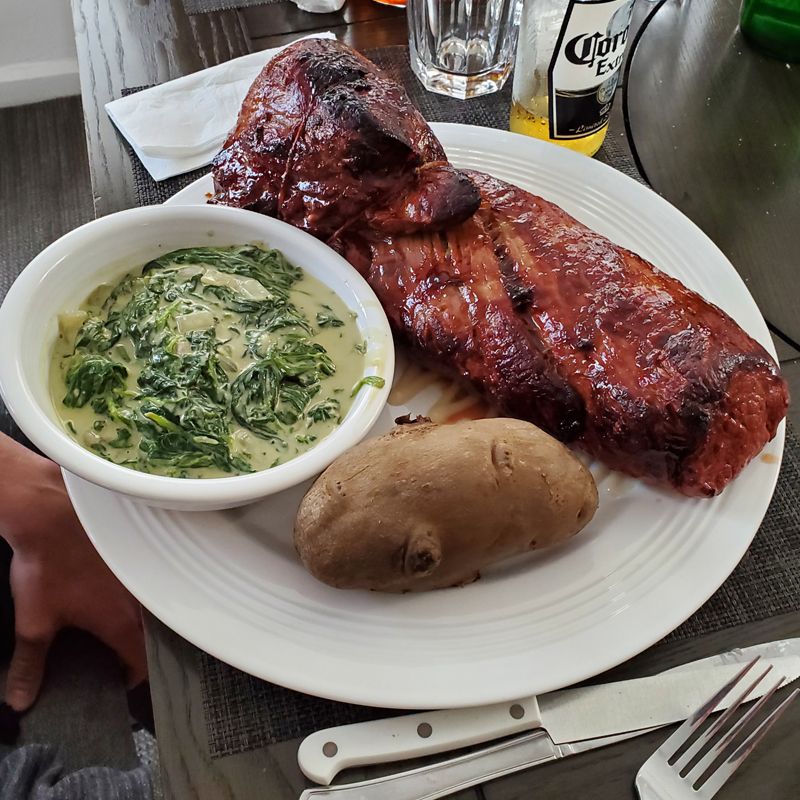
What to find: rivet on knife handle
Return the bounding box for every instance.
[298,727,646,800]
[297,698,543,784]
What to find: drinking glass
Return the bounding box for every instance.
[408,0,523,98]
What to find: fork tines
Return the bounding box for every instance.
[659,656,799,793]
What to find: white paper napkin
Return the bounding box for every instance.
[105,32,335,182]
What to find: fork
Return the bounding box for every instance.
[635,657,799,799]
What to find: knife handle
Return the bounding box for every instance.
[297,697,542,784]
[299,728,556,800]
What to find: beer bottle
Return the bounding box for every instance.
[510,0,635,156]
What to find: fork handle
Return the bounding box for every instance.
[298,730,557,800]
[633,775,665,800]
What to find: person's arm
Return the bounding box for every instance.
[0,433,146,711]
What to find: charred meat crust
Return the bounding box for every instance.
[476,171,787,494]
[211,39,479,241]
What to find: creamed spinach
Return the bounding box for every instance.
[50,245,377,478]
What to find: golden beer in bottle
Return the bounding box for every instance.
[511,0,635,157]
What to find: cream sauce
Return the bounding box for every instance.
[50,247,371,478]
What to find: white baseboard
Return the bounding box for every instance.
[0,58,80,108]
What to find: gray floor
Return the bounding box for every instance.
[0,96,140,773]
[0,97,94,293]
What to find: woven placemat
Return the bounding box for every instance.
[183,0,282,14]
[120,45,798,760]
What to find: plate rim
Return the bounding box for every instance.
[66,124,784,708]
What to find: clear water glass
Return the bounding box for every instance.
[408,0,523,99]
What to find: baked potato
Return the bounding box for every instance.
[293,417,598,592]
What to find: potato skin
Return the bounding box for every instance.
[293,418,598,592]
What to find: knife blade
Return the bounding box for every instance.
[297,638,800,784]
[299,727,653,800]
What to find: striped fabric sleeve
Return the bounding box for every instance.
[0,744,153,800]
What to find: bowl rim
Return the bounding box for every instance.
[0,204,394,506]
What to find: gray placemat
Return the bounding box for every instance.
[200,660,400,757]
[183,0,282,14]
[119,45,798,760]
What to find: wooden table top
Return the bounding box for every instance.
[68,1,800,797]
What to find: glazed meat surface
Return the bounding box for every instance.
[211,39,479,239]
[212,41,787,496]
[343,172,787,497]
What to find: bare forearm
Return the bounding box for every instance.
[0,432,61,549]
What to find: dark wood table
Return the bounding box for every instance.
[68,1,800,797]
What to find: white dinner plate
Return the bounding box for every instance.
[64,123,784,709]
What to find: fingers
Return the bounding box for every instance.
[94,603,148,689]
[5,633,53,712]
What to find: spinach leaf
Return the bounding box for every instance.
[230,361,282,442]
[137,405,250,473]
[307,398,340,424]
[109,289,161,358]
[260,306,312,334]
[201,284,274,317]
[63,354,128,408]
[108,428,132,448]
[268,336,335,383]
[350,375,386,397]
[137,344,228,406]
[91,393,136,428]
[146,269,201,299]
[316,304,344,328]
[144,246,302,298]
[139,393,228,441]
[203,285,311,335]
[275,382,318,427]
[75,316,120,353]
[231,338,335,438]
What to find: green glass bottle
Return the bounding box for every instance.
[741,0,800,61]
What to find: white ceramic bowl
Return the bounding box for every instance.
[0,205,394,510]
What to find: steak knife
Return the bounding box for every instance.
[299,727,646,800]
[298,638,800,784]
